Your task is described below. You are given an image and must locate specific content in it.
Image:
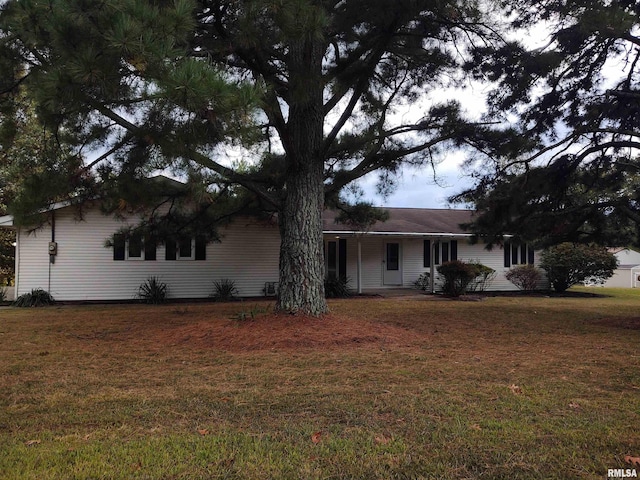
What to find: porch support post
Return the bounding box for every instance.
[430,239,437,294]
[357,237,362,294]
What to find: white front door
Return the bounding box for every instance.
[383,242,402,285]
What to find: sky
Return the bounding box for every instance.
[355,157,474,209]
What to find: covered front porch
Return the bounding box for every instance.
[322,232,467,294]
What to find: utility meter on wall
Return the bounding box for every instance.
[48,241,58,255]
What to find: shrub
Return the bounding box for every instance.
[13,288,55,307]
[211,279,239,301]
[505,265,543,291]
[0,287,6,303]
[324,276,351,298]
[136,276,169,304]
[467,263,497,292]
[540,243,618,293]
[436,260,478,297]
[413,272,431,291]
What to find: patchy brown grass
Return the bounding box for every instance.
[1,288,640,479]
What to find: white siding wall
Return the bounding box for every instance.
[15,227,51,295]
[16,207,281,300]
[602,268,634,288]
[16,206,551,301]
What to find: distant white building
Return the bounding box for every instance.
[599,248,640,288]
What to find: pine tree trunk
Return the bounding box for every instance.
[275,37,328,315]
[276,164,327,315]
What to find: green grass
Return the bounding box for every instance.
[1,288,639,478]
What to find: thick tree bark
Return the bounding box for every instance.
[276,163,327,315]
[275,37,328,315]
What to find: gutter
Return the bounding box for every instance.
[322,230,475,237]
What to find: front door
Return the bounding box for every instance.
[383,242,402,285]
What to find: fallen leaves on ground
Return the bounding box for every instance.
[625,455,640,467]
[509,384,523,395]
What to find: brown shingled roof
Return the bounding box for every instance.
[322,207,475,235]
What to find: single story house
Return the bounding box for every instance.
[0,200,542,301]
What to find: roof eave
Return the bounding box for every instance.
[0,215,14,227]
[322,230,474,237]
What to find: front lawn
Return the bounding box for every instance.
[1,289,639,479]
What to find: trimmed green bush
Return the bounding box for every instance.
[505,264,543,291]
[540,243,618,292]
[13,288,55,307]
[436,261,478,297]
[467,263,497,292]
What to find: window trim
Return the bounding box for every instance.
[504,241,535,267]
[430,239,458,266]
[126,235,144,261]
[177,237,194,261]
[165,237,207,261]
[114,234,156,261]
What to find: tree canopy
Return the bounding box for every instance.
[454,0,640,248]
[0,0,502,314]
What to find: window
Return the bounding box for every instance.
[165,237,207,261]
[113,234,156,261]
[179,237,192,259]
[128,234,143,260]
[424,239,458,267]
[325,239,347,280]
[504,241,534,267]
[386,242,399,270]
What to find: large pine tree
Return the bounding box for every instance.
[455,0,640,248]
[0,0,499,314]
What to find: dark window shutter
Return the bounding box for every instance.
[504,241,511,268]
[527,244,535,264]
[165,239,177,261]
[195,237,207,261]
[512,242,519,266]
[434,242,440,265]
[450,240,458,261]
[144,238,157,261]
[442,242,449,263]
[113,234,125,261]
[423,239,431,268]
[520,243,527,264]
[338,239,347,281]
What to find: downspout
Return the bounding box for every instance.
[14,228,20,297]
[48,211,55,292]
[430,239,436,293]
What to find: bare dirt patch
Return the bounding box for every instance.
[593,316,640,330]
